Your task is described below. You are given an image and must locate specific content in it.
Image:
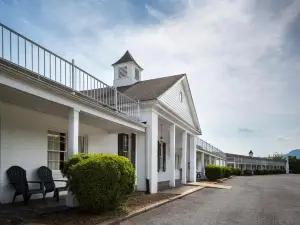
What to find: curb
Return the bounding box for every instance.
[98,186,205,225]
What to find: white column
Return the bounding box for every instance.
[285,157,289,174]
[67,108,79,158]
[169,124,176,187]
[181,130,187,184]
[140,111,158,193]
[146,112,158,193]
[66,108,79,207]
[201,152,205,177]
[209,155,212,165]
[136,132,146,191]
[189,135,197,182]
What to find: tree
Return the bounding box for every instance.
[268,152,284,160]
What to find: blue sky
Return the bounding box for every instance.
[1,0,300,156]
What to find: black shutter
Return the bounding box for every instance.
[118,134,123,156]
[163,143,166,172]
[158,141,161,172]
[131,133,136,169]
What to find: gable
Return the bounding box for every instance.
[158,78,200,131]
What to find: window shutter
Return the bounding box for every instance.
[131,134,136,169]
[118,134,123,156]
[163,143,166,172]
[158,141,161,172]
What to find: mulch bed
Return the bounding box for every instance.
[18,192,177,225]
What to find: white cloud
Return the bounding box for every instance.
[12,0,300,156]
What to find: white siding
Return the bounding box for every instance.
[159,81,196,129]
[0,102,118,203]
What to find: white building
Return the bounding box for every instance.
[226,151,288,174]
[0,23,226,205]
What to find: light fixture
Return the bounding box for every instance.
[159,124,164,143]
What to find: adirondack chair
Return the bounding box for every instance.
[6,166,45,205]
[37,166,67,202]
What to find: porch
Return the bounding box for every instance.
[0,195,68,224]
[0,81,146,204]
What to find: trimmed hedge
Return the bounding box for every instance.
[254,169,286,175]
[205,165,223,181]
[205,165,236,181]
[243,169,252,176]
[62,153,135,213]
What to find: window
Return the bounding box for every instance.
[118,133,129,158]
[135,68,140,80]
[47,131,88,170]
[47,131,67,170]
[79,136,88,154]
[175,154,180,169]
[118,66,127,78]
[158,142,166,172]
[179,92,183,102]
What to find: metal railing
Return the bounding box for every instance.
[197,138,226,158]
[0,23,140,121]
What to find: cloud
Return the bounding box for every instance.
[238,128,255,134]
[145,4,166,21]
[1,0,300,156]
[277,136,292,142]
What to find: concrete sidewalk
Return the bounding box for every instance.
[187,181,232,189]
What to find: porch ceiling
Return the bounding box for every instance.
[0,84,143,133]
[0,83,69,118]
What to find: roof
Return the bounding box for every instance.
[285,149,300,159]
[226,153,285,162]
[111,50,143,69]
[117,74,185,101]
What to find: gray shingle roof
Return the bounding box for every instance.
[117,74,185,101]
[111,50,143,69]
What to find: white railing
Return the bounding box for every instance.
[0,23,140,121]
[197,138,226,158]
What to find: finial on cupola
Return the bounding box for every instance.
[249,150,253,158]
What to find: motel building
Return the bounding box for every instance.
[0,23,226,205]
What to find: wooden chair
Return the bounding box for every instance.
[37,166,67,202]
[6,166,45,205]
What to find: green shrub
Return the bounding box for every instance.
[223,167,232,178]
[62,153,135,213]
[263,169,269,175]
[233,168,241,176]
[205,165,223,181]
[243,169,252,176]
[255,169,262,175]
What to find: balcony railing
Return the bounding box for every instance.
[197,138,226,158]
[0,23,140,121]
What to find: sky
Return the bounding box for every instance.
[0,0,300,157]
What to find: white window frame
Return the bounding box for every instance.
[175,154,180,170]
[179,92,183,102]
[47,130,67,171]
[47,130,88,171]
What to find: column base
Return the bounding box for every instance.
[66,192,79,207]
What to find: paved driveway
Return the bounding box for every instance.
[121,174,300,225]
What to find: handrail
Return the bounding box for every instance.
[0,23,140,121]
[197,138,226,158]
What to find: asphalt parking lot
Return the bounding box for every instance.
[121,174,300,225]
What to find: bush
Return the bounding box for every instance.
[62,153,135,213]
[254,169,263,175]
[223,167,232,178]
[232,168,241,176]
[205,165,223,181]
[243,169,252,176]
